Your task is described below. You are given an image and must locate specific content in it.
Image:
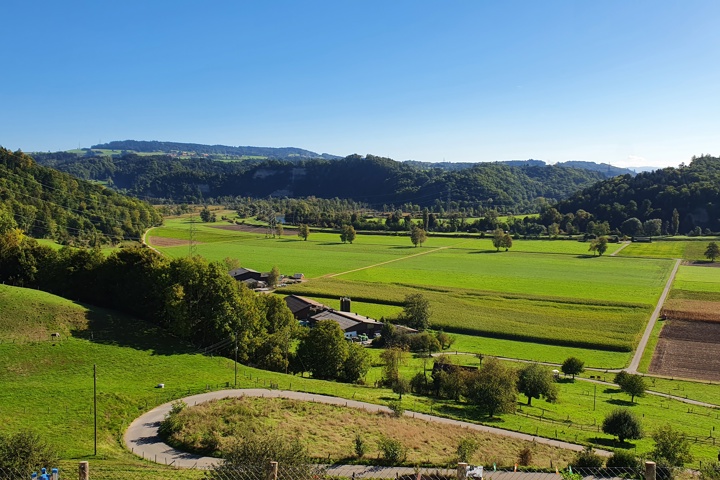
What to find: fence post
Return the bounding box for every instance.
[79,461,89,480]
[457,462,468,480]
[645,461,656,480]
[267,460,278,480]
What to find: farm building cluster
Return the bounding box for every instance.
[283,294,418,341]
[229,267,304,289]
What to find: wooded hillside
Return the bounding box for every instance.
[0,148,162,244]
[556,155,720,233]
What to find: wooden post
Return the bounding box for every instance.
[645,461,656,480]
[267,460,278,480]
[457,462,468,480]
[79,461,89,480]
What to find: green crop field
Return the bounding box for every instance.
[671,265,720,296]
[2,284,720,476]
[149,221,676,364]
[618,239,717,260]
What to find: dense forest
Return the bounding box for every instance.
[556,155,720,234]
[34,151,606,213]
[0,148,162,245]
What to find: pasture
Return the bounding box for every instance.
[617,239,717,261]
[149,220,675,366]
[2,284,720,474]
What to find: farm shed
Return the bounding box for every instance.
[309,310,383,338]
[229,267,262,282]
[284,295,328,320]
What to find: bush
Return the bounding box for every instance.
[387,400,404,417]
[651,424,693,467]
[606,449,642,471]
[0,431,58,474]
[378,437,407,465]
[517,446,533,466]
[571,446,604,468]
[700,462,720,480]
[354,433,366,458]
[456,437,478,463]
[410,371,430,395]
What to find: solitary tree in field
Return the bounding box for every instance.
[492,228,504,251]
[340,225,356,244]
[297,224,310,241]
[602,409,643,444]
[466,357,518,417]
[589,237,608,256]
[561,357,585,380]
[705,242,720,262]
[619,373,646,403]
[517,363,558,406]
[500,233,513,251]
[410,225,427,247]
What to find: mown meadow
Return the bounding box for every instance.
[148,219,674,367]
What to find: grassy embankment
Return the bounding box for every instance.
[2,284,719,474]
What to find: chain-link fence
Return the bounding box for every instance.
[3,461,659,480]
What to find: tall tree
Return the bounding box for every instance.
[619,373,646,403]
[561,357,585,380]
[492,228,504,251]
[671,208,680,236]
[297,224,310,241]
[602,409,643,444]
[517,363,558,406]
[295,320,348,379]
[705,242,720,262]
[410,225,427,247]
[500,233,513,251]
[466,357,517,417]
[401,293,431,330]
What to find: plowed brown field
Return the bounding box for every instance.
[649,319,720,381]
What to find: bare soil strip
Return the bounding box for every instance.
[649,320,720,382]
[147,236,196,247]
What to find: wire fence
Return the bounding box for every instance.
[0,463,655,480]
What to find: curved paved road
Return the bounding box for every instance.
[124,389,611,469]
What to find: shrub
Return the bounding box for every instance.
[456,437,478,463]
[651,425,692,467]
[517,446,533,466]
[387,400,404,418]
[700,462,720,480]
[0,431,59,474]
[606,449,642,471]
[410,371,430,395]
[354,433,366,458]
[378,437,407,465]
[571,446,604,468]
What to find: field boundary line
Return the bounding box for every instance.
[627,258,681,373]
[327,241,470,278]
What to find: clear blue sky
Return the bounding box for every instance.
[2,1,719,168]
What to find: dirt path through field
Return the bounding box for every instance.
[609,241,630,256]
[327,241,469,278]
[627,258,681,373]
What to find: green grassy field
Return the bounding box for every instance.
[2,284,719,475]
[149,220,675,362]
[618,239,718,261]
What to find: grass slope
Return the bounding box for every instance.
[1,285,719,474]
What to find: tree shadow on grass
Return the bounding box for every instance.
[607,398,636,407]
[587,437,636,449]
[575,254,598,259]
[389,246,416,250]
[71,305,195,356]
[468,250,501,254]
[318,242,345,246]
[604,387,623,394]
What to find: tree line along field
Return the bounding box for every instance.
[2,284,720,473]
[149,220,673,360]
[649,265,720,381]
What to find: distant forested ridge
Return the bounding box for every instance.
[404,159,636,177]
[34,151,605,213]
[90,140,341,160]
[0,147,162,244]
[556,155,720,233]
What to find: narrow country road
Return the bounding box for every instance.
[627,258,681,373]
[124,389,611,470]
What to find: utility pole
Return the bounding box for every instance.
[93,364,97,456]
[593,384,597,411]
